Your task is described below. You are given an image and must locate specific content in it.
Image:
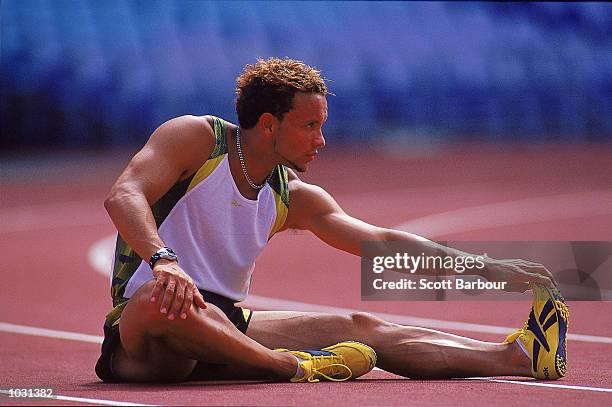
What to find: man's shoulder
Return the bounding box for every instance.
[287,174,334,211]
[163,114,215,135]
[200,114,236,130]
[286,170,327,195]
[147,115,222,178]
[283,177,339,231]
[286,169,306,195]
[154,115,219,151]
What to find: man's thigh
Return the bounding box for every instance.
[246,311,355,350]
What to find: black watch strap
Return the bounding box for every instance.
[149,247,178,269]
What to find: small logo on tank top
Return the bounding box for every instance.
[231,199,242,207]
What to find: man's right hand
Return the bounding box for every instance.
[150,260,207,320]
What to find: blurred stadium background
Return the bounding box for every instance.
[3,1,611,151]
[2,4,612,404]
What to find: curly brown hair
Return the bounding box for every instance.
[235,58,328,129]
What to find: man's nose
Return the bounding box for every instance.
[314,131,326,150]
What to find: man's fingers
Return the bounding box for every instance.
[194,288,207,309]
[160,280,176,314]
[530,265,559,287]
[520,264,558,287]
[519,261,559,287]
[150,275,166,303]
[179,287,194,319]
[167,280,186,320]
[150,264,203,319]
[526,271,554,288]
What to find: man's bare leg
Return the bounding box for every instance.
[112,280,297,382]
[247,311,531,379]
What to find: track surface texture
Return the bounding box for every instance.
[1,144,611,406]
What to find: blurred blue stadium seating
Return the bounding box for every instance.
[2,1,611,148]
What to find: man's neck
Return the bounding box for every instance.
[229,126,277,196]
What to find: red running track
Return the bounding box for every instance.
[1,144,611,406]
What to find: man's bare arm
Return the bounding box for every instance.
[285,177,557,292]
[104,115,213,317]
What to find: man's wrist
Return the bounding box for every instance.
[478,256,495,280]
[149,247,178,269]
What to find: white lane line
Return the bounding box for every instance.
[466,377,612,393]
[0,322,102,344]
[394,190,612,237]
[0,390,156,406]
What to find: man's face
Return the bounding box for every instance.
[274,92,327,172]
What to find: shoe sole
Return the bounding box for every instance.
[535,285,569,378]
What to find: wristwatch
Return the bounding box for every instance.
[149,247,178,269]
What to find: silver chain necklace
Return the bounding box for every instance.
[236,127,272,190]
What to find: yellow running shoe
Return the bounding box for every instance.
[276,341,377,383]
[505,284,569,380]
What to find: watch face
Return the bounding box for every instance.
[149,247,178,268]
[160,248,177,260]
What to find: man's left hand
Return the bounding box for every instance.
[483,257,558,292]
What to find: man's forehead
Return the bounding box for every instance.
[289,92,327,118]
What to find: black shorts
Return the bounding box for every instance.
[95,289,253,382]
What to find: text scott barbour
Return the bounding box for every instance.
[372,278,507,291]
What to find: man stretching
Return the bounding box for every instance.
[96,58,568,383]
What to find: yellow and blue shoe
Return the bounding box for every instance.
[505,284,569,380]
[276,341,377,383]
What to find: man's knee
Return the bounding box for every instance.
[120,280,189,354]
[348,312,386,332]
[117,280,200,382]
[124,280,227,335]
[127,280,192,322]
[129,279,156,306]
[124,281,164,323]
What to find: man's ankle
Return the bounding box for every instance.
[274,351,300,379]
[507,341,531,375]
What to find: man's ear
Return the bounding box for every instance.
[257,113,279,136]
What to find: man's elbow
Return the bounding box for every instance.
[103,184,130,214]
[381,228,407,242]
[103,189,119,215]
[381,228,427,243]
